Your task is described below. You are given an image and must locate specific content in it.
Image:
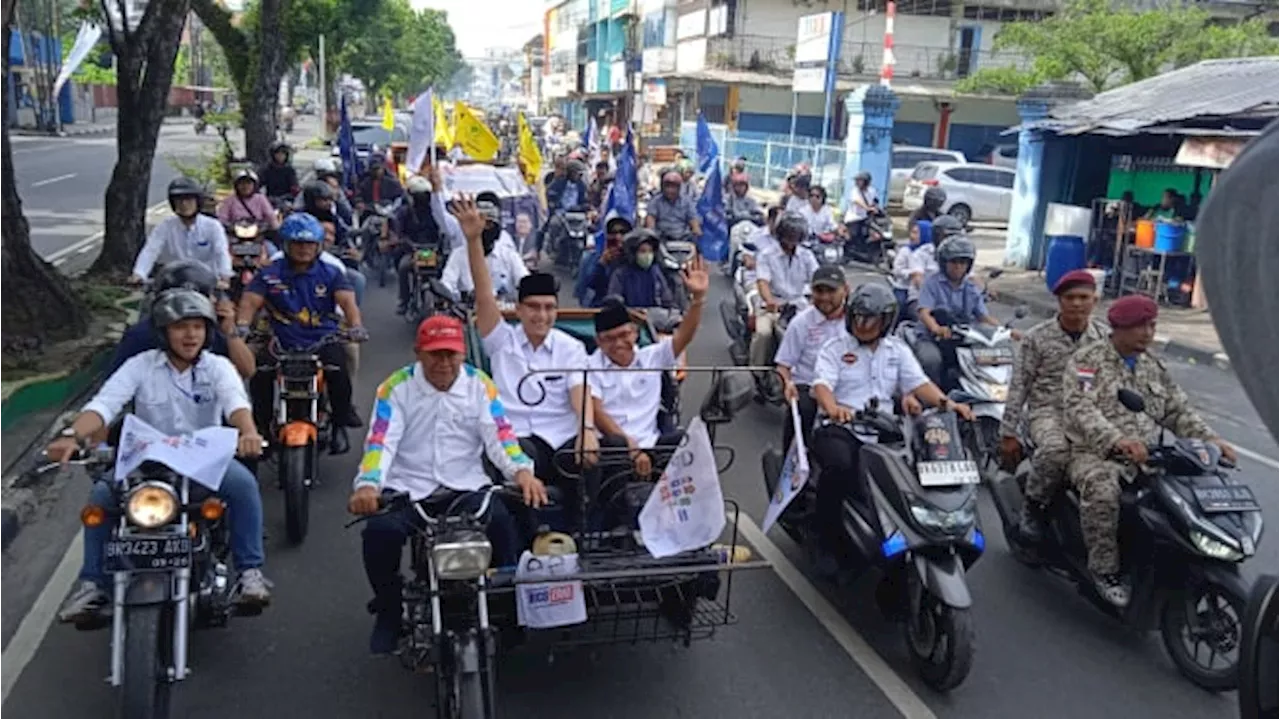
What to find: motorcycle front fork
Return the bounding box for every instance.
[108,567,191,686]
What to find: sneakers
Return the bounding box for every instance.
[395,302,408,316]
[235,568,273,609]
[1017,502,1047,544]
[57,580,108,624]
[1093,572,1131,607]
[370,612,401,655]
[329,427,351,455]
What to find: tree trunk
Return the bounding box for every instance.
[90,0,191,277]
[243,0,288,164]
[1,0,88,349]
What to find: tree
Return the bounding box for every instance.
[88,0,192,276]
[957,0,1277,95]
[342,2,460,101]
[2,0,88,347]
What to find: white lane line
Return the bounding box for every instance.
[30,173,76,188]
[41,200,170,264]
[735,514,938,719]
[0,532,80,702]
[1236,446,1279,470]
[75,244,95,255]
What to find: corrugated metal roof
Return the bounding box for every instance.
[1040,57,1279,136]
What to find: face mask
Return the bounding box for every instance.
[636,252,654,269]
[482,224,501,243]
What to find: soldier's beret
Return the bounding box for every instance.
[1107,295,1158,328]
[1053,269,1096,296]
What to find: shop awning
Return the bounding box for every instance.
[1175,136,1247,170]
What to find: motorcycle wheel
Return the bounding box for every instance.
[120,603,173,719]
[281,444,311,544]
[1160,578,1247,692]
[447,633,492,719]
[967,417,1002,483]
[1239,575,1278,719]
[905,589,976,692]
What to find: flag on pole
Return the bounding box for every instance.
[584,116,601,168]
[696,163,729,262]
[338,94,359,190]
[455,101,499,161]
[433,95,453,150]
[695,112,720,174]
[517,112,543,187]
[598,124,637,231]
[381,96,395,131]
[406,89,434,176]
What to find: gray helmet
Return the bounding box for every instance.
[776,211,809,244]
[233,167,260,188]
[854,171,872,184]
[302,180,334,205]
[150,289,216,350]
[931,214,965,241]
[567,160,587,178]
[153,260,217,297]
[845,282,898,339]
[923,186,947,210]
[167,176,204,201]
[937,236,977,265]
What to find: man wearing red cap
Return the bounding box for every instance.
[1001,269,1109,543]
[1062,294,1236,607]
[347,314,548,654]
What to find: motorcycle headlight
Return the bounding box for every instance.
[1189,530,1244,561]
[432,530,492,580]
[125,482,180,529]
[908,496,976,535]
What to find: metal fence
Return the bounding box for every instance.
[679,121,849,205]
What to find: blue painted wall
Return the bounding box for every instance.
[737,111,825,138]
[893,121,933,147]
[949,123,1009,161]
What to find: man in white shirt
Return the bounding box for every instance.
[588,257,707,482]
[774,266,849,451]
[49,289,269,624]
[809,283,971,556]
[131,177,232,284]
[457,195,599,530]
[348,315,548,654]
[440,193,528,302]
[751,211,818,373]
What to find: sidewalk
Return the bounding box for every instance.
[11,114,197,139]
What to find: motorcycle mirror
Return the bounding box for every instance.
[1117,389,1146,414]
[1014,305,1029,319]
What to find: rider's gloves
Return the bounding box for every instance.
[348,325,370,343]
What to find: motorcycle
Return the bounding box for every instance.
[34,440,260,718]
[806,232,843,267]
[256,331,353,544]
[843,211,896,270]
[657,233,699,312]
[547,209,589,271]
[1239,574,1278,719]
[719,246,760,368]
[404,244,453,325]
[988,387,1264,691]
[726,217,763,277]
[762,404,983,691]
[226,220,268,302]
[358,199,400,287]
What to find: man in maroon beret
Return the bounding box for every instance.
[1061,293,1236,607]
[1001,269,1110,544]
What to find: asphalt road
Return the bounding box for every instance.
[3,258,1275,718]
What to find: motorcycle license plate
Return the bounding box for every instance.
[105,536,192,572]
[971,347,1014,366]
[1192,485,1261,513]
[918,460,981,487]
[231,241,263,257]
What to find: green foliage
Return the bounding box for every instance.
[167,147,234,190]
[341,1,461,97]
[956,0,1278,95]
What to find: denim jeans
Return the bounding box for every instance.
[79,459,265,588]
[346,267,367,306]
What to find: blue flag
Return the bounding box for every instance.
[695,112,719,174]
[598,124,637,231]
[338,95,359,191]
[697,163,728,262]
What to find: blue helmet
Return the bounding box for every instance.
[280,212,324,244]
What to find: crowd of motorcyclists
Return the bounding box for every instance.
[43,118,1255,706]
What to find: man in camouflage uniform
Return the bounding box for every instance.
[1000,270,1110,542]
[1062,295,1236,607]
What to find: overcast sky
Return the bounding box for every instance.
[410,0,547,59]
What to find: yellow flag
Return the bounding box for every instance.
[454,101,498,161]
[432,96,453,149]
[517,112,542,187]
[381,97,395,131]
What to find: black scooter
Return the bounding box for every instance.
[843,210,895,271]
[762,404,984,691]
[988,388,1264,691]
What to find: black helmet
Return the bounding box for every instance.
[567,160,587,178]
[776,211,808,244]
[937,236,977,265]
[150,288,217,350]
[152,260,217,297]
[270,140,291,155]
[923,186,947,210]
[302,180,334,205]
[845,282,898,340]
[931,214,965,241]
[168,176,204,201]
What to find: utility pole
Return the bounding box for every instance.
[318,34,327,136]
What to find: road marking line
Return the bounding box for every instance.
[1236,446,1279,470]
[41,200,170,264]
[30,173,76,188]
[75,244,95,255]
[734,513,938,719]
[0,531,80,702]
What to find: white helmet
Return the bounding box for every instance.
[313,158,340,176]
[406,175,432,195]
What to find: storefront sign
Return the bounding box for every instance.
[795,12,835,64]
[644,78,667,106]
[543,73,570,99]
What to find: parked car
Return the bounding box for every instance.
[888,146,967,204]
[901,162,1016,225]
[331,118,410,162]
[988,143,1019,168]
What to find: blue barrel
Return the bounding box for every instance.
[1044,235,1087,293]
[1154,222,1186,253]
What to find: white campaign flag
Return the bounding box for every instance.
[405,89,434,176]
[761,399,811,533]
[114,415,238,492]
[53,23,103,99]
[638,418,726,558]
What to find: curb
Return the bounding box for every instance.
[989,285,1231,371]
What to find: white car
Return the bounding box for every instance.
[902,162,1017,225]
[987,144,1019,169]
[888,146,967,204]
